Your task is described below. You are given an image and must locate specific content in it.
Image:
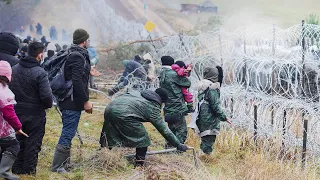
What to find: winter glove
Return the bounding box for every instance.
[177,144,188,152]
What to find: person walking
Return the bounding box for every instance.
[196,67,231,155]
[159,56,191,147]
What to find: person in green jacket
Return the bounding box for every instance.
[159,56,191,147]
[99,88,188,167]
[196,67,231,155]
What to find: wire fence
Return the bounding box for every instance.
[151,22,320,169]
[91,22,320,171]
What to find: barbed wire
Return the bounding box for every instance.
[91,23,320,171]
[152,23,320,168]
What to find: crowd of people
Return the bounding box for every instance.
[0,28,230,179]
[20,23,69,42]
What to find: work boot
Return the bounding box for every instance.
[51,144,70,174]
[0,151,19,180]
[134,147,147,168]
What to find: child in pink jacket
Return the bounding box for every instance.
[171,61,194,112]
[0,61,28,180]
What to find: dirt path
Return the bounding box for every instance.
[120,0,176,35]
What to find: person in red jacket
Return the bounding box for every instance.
[0,61,28,180]
[171,61,194,113]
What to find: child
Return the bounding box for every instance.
[0,61,28,180]
[171,61,194,113]
[196,67,231,155]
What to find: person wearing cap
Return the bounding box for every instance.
[159,56,191,148]
[10,42,53,175]
[100,88,188,167]
[51,29,93,174]
[0,61,28,180]
[0,32,20,67]
[196,67,231,155]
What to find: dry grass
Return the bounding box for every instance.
[16,97,320,179]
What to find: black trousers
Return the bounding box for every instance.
[135,147,148,167]
[0,136,20,160]
[12,115,46,175]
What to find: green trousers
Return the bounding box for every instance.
[200,135,217,154]
[165,116,187,148]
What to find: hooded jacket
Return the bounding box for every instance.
[100,90,180,148]
[0,84,22,138]
[159,66,191,116]
[58,45,91,111]
[196,79,226,135]
[10,57,53,116]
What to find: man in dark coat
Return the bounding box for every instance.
[40,36,48,45]
[10,42,53,175]
[100,88,188,167]
[108,59,147,96]
[51,29,93,174]
[29,25,34,32]
[159,56,191,147]
[0,32,20,67]
[50,26,58,40]
[36,23,42,36]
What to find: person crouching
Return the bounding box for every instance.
[100,88,188,167]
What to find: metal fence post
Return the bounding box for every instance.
[254,105,258,145]
[281,110,287,155]
[231,97,234,118]
[302,112,308,169]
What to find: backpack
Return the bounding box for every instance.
[43,49,75,102]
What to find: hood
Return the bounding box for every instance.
[161,65,172,69]
[46,42,56,52]
[69,44,90,60]
[143,53,153,61]
[141,90,162,105]
[198,79,220,93]
[19,56,40,68]
[87,47,97,59]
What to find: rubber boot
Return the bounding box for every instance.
[50,144,70,174]
[0,151,19,180]
[134,147,147,168]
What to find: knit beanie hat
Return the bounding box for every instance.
[161,56,174,66]
[203,67,219,83]
[0,60,12,82]
[175,61,187,68]
[155,88,168,103]
[73,29,89,44]
[0,32,20,56]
